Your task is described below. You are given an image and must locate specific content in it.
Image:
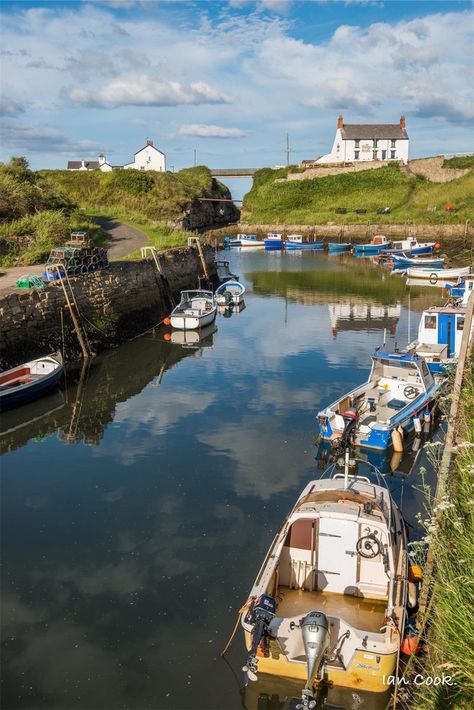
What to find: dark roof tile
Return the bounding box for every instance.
[341,124,408,140]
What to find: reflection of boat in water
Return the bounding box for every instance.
[329,302,400,338]
[0,389,64,438]
[170,323,217,347]
[0,352,64,411]
[241,460,408,697]
[218,300,246,317]
[243,672,391,709]
[317,352,441,450]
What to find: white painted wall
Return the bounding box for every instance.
[124,143,166,172]
[317,132,409,165]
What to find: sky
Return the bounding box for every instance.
[0,0,473,171]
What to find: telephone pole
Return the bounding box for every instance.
[193,149,197,167]
[286,133,290,166]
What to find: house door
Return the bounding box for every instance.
[438,314,456,357]
[381,150,387,160]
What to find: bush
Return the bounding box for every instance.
[442,156,474,169]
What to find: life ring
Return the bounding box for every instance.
[429,272,438,285]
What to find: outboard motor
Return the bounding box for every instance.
[243,594,276,682]
[341,407,358,447]
[300,612,329,705]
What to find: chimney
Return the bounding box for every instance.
[146,138,154,146]
[400,115,406,129]
[98,153,105,165]
[337,114,344,129]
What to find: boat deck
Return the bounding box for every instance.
[276,587,387,633]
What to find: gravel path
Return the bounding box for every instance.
[0,218,149,294]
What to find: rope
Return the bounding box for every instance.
[221,597,253,658]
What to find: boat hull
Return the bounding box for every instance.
[405,266,469,280]
[284,241,324,250]
[354,245,387,254]
[244,632,397,692]
[0,355,64,412]
[170,309,216,330]
[328,243,351,252]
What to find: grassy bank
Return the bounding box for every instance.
[242,163,474,225]
[411,352,474,709]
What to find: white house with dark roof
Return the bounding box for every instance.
[316,115,409,165]
[123,139,166,172]
[67,154,112,171]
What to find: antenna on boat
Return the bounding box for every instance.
[344,447,350,489]
[383,327,387,348]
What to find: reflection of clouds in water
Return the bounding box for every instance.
[200,415,313,500]
[91,389,216,465]
[102,487,124,503]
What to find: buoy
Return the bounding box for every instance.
[408,564,423,583]
[401,633,420,656]
[163,333,172,341]
[390,450,403,472]
[429,272,438,285]
[435,242,441,250]
[391,427,404,453]
[163,317,171,326]
[413,415,422,434]
[424,407,431,424]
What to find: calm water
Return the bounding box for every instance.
[1,251,445,710]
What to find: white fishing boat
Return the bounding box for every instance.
[381,239,437,256]
[169,290,217,330]
[392,255,444,268]
[316,351,441,450]
[241,457,409,697]
[229,234,265,247]
[404,266,470,282]
[214,280,246,306]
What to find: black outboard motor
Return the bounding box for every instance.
[243,594,276,681]
[341,407,358,447]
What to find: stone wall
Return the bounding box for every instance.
[0,246,216,369]
[237,222,473,240]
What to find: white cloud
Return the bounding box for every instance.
[178,123,247,138]
[0,121,103,154]
[68,76,230,108]
[0,97,25,117]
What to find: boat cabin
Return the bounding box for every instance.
[286,234,303,243]
[461,276,474,306]
[414,305,467,360]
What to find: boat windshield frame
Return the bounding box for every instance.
[179,290,214,303]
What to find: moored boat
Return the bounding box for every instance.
[264,232,284,248]
[392,254,445,268]
[0,352,64,412]
[327,242,351,252]
[404,266,470,281]
[381,239,437,256]
[241,459,408,697]
[445,274,474,299]
[316,351,441,450]
[229,234,265,247]
[214,280,246,306]
[284,235,324,250]
[169,290,217,330]
[354,235,390,255]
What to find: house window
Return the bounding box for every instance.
[425,315,437,330]
[381,150,387,160]
[354,140,360,148]
[391,139,396,148]
[354,150,360,160]
[140,166,145,170]
[457,317,464,331]
[373,150,378,159]
[390,150,396,159]
[374,139,379,148]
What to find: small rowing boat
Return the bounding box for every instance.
[327,242,351,252]
[0,352,64,412]
[214,280,246,307]
[170,290,217,330]
[405,266,470,281]
[392,254,445,268]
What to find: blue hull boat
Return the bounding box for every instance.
[328,243,352,252]
[316,352,441,450]
[392,255,445,268]
[264,232,284,249]
[0,352,64,412]
[353,235,390,255]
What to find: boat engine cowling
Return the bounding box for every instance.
[342,407,358,445]
[302,612,330,692]
[243,594,276,681]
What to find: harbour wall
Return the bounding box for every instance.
[236,222,473,240]
[0,245,216,369]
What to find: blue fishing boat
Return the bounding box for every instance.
[316,352,441,450]
[445,274,474,299]
[264,232,284,249]
[284,234,324,250]
[327,242,352,252]
[392,254,445,268]
[353,235,390,255]
[381,239,437,257]
[0,352,64,412]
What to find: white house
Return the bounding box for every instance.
[316,115,409,165]
[67,153,113,171]
[123,139,166,172]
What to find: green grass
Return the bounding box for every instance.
[443,156,474,170]
[243,163,474,225]
[412,355,474,709]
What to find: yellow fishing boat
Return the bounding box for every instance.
[241,454,408,704]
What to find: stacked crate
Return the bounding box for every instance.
[44,231,109,279]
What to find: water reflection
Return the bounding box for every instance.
[1,251,445,709]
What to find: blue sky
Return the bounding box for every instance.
[0,1,472,171]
